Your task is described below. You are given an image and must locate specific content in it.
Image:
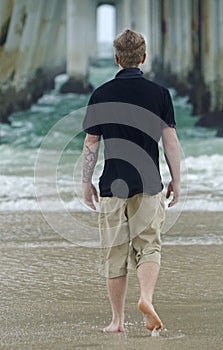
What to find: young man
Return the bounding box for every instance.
[82,29,180,333]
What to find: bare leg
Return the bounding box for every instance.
[137,262,163,332]
[103,275,127,333]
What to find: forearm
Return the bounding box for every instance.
[162,128,181,184]
[82,135,100,183]
[164,144,181,183]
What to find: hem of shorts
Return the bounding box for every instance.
[136,254,161,269]
[104,268,128,279]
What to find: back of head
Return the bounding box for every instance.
[113,29,146,68]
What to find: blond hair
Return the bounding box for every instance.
[113,29,146,68]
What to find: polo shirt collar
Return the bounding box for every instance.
[115,68,143,79]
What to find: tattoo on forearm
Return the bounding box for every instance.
[82,145,98,182]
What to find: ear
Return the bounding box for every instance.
[142,53,146,64]
[115,54,120,64]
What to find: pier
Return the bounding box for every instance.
[0,0,223,132]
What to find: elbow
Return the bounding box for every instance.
[163,139,180,153]
[84,134,101,147]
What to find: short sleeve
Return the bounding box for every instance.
[82,94,102,135]
[161,89,176,129]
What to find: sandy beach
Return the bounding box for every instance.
[0,211,222,350]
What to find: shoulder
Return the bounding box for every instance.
[88,78,117,104]
[91,79,116,97]
[143,78,173,106]
[143,77,169,94]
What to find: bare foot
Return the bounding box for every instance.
[103,322,125,333]
[138,299,163,332]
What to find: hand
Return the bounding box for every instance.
[82,182,99,210]
[166,180,180,207]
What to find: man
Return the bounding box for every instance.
[82,29,180,333]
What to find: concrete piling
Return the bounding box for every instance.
[60,0,94,94]
[0,0,222,133]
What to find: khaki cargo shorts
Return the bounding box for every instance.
[99,192,166,278]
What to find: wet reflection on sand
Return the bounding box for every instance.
[0,211,223,349]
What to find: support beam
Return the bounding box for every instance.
[202,0,211,90]
[0,0,13,46]
[217,0,223,110]
[46,0,66,70]
[88,0,97,61]
[173,0,182,75]
[162,0,175,73]
[181,0,193,77]
[168,0,176,73]
[132,0,152,73]
[207,0,218,111]
[15,0,45,85]
[116,0,132,34]
[32,0,65,71]
[61,0,93,93]
[0,0,27,82]
[4,0,27,52]
[150,0,162,68]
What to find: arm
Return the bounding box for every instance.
[162,127,181,207]
[82,133,101,210]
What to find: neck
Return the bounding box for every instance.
[118,64,142,70]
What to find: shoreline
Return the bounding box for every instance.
[0,210,222,246]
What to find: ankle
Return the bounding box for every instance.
[112,314,124,326]
[139,295,153,305]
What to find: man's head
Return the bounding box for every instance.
[113,29,146,68]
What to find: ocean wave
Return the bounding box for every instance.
[0,233,222,248]
[163,233,223,245]
[0,150,223,211]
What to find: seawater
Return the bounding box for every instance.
[0,60,223,213]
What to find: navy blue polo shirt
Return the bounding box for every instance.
[83,68,176,198]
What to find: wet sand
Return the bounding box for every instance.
[0,211,223,349]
